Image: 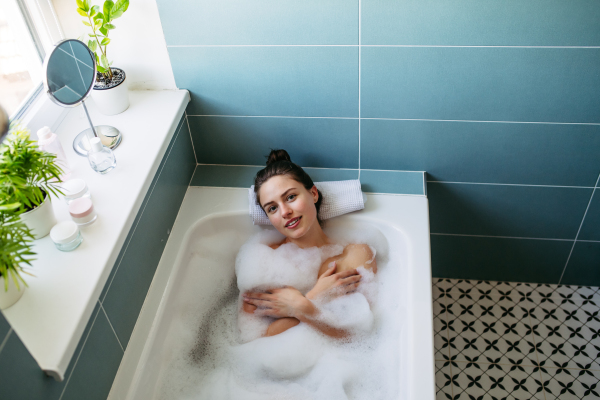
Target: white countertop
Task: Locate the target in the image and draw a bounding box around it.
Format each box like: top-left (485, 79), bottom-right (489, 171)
top-left (3, 89), bottom-right (190, 380)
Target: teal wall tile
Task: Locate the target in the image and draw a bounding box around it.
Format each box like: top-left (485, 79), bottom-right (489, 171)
top-left (304, 168), bottom-right (358, 182)
top-left (61, 306), bottom-right (123, 400)
top-left (156, 0), bottom-right (358, 45)
top-left (578, 192), bottom-right (600, 241)
top-left (561, 242), bottom-right (600, 287)
top-left (191, 165), bottom-right (359, 188)
top-left (102, 116), bottom-right (196, 347)
top-left (191, 165), bottom-right (262, 188)
top-left (0, 311), bottom-right (9, 340)
top-left (361, 47), bottom-right (600, 123)
top-left (0, 331), bottom-right (65, 400)
top-left (428, 183), bottom-right (592, 239)
top-left (362, 0), bottom-right (600, 46)
top-left (431, 235), bottom-right (572, 284)
top-left (0, 304), bottom-right (103, 400)
top-left (170, 47), bottom-right (359, 117)
top-left (100, 116), bottom-right (188, 302)
top-left (188, 116), bottom-right (359, 168)
top-left (360, 170), bottom-right (425, 195)
top-left (361, 119), bottom-right (600, 187)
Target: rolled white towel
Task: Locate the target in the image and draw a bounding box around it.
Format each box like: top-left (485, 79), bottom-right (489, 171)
top-left (248, 179), bottom-right (366, 226)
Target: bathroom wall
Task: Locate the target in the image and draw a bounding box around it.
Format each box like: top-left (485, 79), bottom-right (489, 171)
top-left (155, 0), bottom-right (600, 286)
top-left (0, 115), bottom-right (196, 400)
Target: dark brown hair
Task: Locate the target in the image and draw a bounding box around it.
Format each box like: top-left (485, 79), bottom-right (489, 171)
top-left (254, 149), bottom-right (323, 224)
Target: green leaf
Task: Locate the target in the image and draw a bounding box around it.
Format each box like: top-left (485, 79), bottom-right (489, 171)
top-left (82, 20), bottom-right (91, 27)
top-left (76, 0), bottom-right (85, 9)
top-left (90, 5), bottom-right (99, 17)
top-left (103, 0), bottom-right (114, 22)
top-left (97, 64), bottom-right (107, 73)
top-left (76, 8), bottom-right (88, 17)
top-left (103, 23), bottom-right (116, 30)
top-left (87, 39), bottom-right (97, 52)
top-left (100, 37), bottom-right (110, 45)
top-left (94, 19), bottom-right (102, 29)
top-left (95, 11), bottom-right (105, 21)
top-left (110, 0), bottom-right (128, 19)
top-left (99, 26), bottom-right (108, 36)
top-left (0, 203), bottom-right (20, 211)
top-left (88, 33), bottom-right (97, 37)
top-left (83, 0), bottom-right (91, 11)
top-left (101, 54), bottom-right (109, 69)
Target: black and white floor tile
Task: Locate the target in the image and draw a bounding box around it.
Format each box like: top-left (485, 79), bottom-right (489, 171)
top-left (433, 278), bottom-right (600, 400)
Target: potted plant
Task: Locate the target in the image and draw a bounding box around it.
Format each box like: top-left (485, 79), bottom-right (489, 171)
top-left (0, 122), bottom-right (64, 239)
top-left (77, 0), bottom-right (130, 115)
top-left (0, 212), bottom-right (35, 309)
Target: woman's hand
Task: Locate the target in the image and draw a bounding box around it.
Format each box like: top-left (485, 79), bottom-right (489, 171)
top-left (306, 262), bottom-right (361, 301)
top-left (243, 286), bottom-right (311, 319)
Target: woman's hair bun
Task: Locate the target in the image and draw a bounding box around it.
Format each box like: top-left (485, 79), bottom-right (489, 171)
top-left (266, 149), bottom-right (291, 166)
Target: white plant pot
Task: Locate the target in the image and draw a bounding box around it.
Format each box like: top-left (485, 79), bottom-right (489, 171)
top-left (0, 274), bottom-right (26, 310)
top-left (92, 67), bottom-right (130, 116)
top-left (20, 194), bottom-right (57, 239)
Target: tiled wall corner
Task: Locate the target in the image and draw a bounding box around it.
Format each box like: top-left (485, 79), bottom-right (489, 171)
top-left (0, 114), bottom-right (195, 400)
top-left (156, 0), bottom-right (600, 285)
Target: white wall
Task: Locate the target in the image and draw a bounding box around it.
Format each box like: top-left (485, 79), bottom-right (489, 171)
top-left (51, 0), bottom-right (176, 90)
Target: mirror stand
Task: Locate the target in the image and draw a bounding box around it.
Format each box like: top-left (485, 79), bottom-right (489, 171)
top-left (72, 101), bottom-right (122, 156)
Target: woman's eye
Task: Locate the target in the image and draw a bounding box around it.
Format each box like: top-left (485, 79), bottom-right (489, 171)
top-left (268, 205), bottom-right (276, 213)
top-left (287, 194), bottom-right (296, 201)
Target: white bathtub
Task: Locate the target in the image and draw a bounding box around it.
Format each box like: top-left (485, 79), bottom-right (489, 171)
top-left (108, 187), bottom-right (435, 400)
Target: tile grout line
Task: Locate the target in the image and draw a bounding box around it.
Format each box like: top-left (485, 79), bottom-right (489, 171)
top-left (427, 181), bottom-right (595, 189)
top-left (99, 301), bottom-right (124, 352)
top-left (186, 114), bottom-right (600, 126)
top-left (58, 306), bottom-right (102, 400)
top-left (558, 171), bottom-right (600, 284)
top-left (168, 44), bottom-right (600, 49)
top-left (357, 0), bottom-right (361, 182)
top-left (0, 328), bottom-right (12, 356)
top-left (100, 118), bottom-right (185, 302)
top-left (526, 304), bottom-right (547, 400)
top-left (431, 232), bottom-right (582, 242)
top-left (184, 111), bottom-right (198, 165)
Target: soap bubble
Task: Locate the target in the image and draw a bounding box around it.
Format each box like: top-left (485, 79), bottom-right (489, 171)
top-left (155, 223), bottom-right (401, 400)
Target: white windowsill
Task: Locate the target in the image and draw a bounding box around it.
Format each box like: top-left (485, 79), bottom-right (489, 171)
top-left (3, 89), bottom-right (190, 381)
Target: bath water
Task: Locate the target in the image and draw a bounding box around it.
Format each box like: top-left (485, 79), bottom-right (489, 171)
top-left (155, 224), bottom-right (402, 400)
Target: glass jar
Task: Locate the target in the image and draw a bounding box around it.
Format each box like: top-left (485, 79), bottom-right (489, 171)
top-left (50, 221), bottom-right (83, 251)
top-left (68, 198), bottom-right (97, 225)
top-left (62, 179), bottom-right (91, 205)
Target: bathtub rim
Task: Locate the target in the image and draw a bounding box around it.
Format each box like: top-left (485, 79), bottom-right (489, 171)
top-left (108, 186), bottom-right (434, 400)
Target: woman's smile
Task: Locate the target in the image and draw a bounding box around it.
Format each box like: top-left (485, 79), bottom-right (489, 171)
top-left (285, 216), bottom-right (302, 229)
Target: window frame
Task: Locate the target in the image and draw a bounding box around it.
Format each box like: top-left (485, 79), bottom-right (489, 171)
top-left (8, 0), bottom-right (64, 122)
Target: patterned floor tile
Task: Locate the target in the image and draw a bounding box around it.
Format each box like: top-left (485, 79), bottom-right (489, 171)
top-left (451, 361), bottom-right (545, 400)
top-left (539, 367), bottom-right (600, 399)
top-left (436, 359), bottom-right (455, 400)
top-left (433, 279), bottom-right (600, 400)
top-left (446, 295), bottom-right (537, 366)
top-left (530, 298), bottom-right (600, 370)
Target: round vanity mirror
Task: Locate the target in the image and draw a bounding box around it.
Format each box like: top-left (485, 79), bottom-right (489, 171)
top-left (43, 39), bottom-right (122, 156)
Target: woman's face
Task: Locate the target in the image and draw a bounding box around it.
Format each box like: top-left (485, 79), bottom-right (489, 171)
top-left (258, 175), bottom-right (319, 239)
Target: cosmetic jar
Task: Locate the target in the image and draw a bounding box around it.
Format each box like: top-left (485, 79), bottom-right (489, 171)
top-left (50, 221), bottom-right (83, 251)
top-left (62, 179), bottom-right (91, 205)
top-left (68, 198), bottom-right (97, 225)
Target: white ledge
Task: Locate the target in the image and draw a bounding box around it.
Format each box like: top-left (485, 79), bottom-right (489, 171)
top-left (3, 89), bottom-right (190, 381)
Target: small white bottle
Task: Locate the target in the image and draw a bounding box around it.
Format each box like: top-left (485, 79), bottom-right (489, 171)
top-left (37, 126), bottom-right (71, 180)
top-left (87, 137), bottom-right (116, 174)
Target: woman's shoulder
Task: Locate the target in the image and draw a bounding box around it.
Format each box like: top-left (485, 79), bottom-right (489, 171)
top-left (342, 243), bottom-right (375, 261)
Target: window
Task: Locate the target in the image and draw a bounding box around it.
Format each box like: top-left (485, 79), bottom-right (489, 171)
top-left (0, 0), bottom-right (62, 118)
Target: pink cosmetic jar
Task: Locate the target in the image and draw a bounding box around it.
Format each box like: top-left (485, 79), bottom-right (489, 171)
top-left (68, 197), bottom-right (97, 225)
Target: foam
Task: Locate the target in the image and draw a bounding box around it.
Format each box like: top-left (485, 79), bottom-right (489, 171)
top-left (155, 223), bottom-right (401, 400)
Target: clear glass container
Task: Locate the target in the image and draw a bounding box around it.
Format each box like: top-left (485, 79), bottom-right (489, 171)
top-left (69, 198), bottom-right (97, 226)
top-left (87, 137), bottom-right (116, 174)
top-left (38, 126), bottom-right (71, 181)
top-left (61, 179), bottom-right (91, 205)
top-left (50, 221), bottom-right (83, 252)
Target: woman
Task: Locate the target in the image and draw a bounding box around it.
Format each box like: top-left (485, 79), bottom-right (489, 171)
top-left (242, 149), bottom-right (377, 338)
